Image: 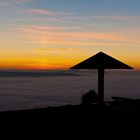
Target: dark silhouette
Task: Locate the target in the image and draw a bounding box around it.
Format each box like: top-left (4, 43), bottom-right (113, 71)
top-left (0, 71), bottom-right (81, 77)
top-left (81, 90), bottom-right (97, 105)
top-left (70, 52), bottom-right (133, 105)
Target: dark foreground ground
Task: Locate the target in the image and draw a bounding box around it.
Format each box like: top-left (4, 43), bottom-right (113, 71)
top-left (1, 100), bottom-right (140, 131)
top-left (1, 102), bottom-right (140, 114)
top-left (1, 96), bottom-right (140, 114)
top-left (1, 96), bottom-right (140, 128)
top-left (0, 97), bottom-right (140, 136)
top-left (0, 104), bottom-right (130, 114)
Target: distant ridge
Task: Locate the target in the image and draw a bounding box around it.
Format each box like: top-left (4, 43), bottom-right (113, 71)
top-left (0, 71), bottom-right (82, 77)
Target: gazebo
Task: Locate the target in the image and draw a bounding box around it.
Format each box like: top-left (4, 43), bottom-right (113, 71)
top-left (70, 52), bottom-right (133, 105)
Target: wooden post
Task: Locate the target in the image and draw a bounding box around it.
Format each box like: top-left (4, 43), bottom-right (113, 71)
top-left (98, 68), bottom-right (104, 105)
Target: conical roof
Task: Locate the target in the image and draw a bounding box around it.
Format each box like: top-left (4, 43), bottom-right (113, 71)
top-left (70, 52), bottom-right (133, 69)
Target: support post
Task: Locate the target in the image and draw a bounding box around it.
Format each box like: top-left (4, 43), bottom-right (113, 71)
top-left (98, 68), bottom-right (104, 105)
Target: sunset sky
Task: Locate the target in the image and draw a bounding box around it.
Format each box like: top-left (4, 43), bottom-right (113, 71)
top-left (0, 0), bottom-right (140, 70)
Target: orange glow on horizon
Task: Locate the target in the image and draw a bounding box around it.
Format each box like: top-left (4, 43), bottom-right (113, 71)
top-left (0, 48), bottom-right (139, 70)
top-left (0, 56), bottom-right (138, 70)
top-left (0, 56), bottom-right (81, 70)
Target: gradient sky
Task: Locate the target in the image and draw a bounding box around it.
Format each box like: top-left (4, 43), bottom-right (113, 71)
top-left (0, 0), bottom-right (140, 70)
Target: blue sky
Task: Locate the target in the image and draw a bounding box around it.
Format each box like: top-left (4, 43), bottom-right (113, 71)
top-left (16, 0), bottom-right (140, 16)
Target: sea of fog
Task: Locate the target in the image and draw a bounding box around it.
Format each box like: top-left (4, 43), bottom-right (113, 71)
top-left (0, 70), bottom-right (139, 111)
